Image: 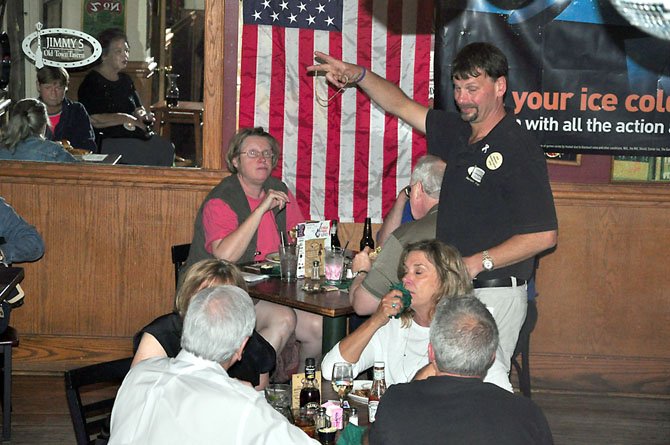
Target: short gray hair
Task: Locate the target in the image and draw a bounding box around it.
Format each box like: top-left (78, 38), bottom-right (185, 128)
top-left (181, 285), bottom-right (256, 363)
top-left (429, 295), bottom-right (498, 377)
top-left (410, 155), bottom-right (446, 199)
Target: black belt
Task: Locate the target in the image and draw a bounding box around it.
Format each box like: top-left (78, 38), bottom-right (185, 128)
top-left (473, 277), bottom-right (526, 289)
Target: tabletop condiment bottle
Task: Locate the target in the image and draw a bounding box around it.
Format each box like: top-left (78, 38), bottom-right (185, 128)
top-left (348, 407), bottom-right (358, 426)
top-left (311, 260), bottom-right (321, 281)
top-left (330, 220), bottom-right (341, 249)
top-left (299, 358), bottom-right (320, 412)
top-left (359, 217), bottom-right (375, 251)
top-left (368, 361), bottom-right (386, 423)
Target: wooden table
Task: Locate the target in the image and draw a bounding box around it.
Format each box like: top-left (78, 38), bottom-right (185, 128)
top-left (247, 277), bottom-right (355, 353)
top-left (150, 100), bottom-right (204, 165)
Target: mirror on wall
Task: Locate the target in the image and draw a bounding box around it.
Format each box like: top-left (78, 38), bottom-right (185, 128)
top-left (1, 0), bottom-right (206, 168)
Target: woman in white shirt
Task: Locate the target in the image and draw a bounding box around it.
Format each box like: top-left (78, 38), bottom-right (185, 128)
top-left (321, 239), bottom-right (472, 385)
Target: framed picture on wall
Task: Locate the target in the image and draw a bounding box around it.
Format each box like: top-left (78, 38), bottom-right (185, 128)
top-left (611, 156), bottom-right (670, 182)
top-left (43, 0), bottom-right (62, 28)
top-left (83, 0), bottom-right (126, 38)
top-left (545, 152), bottom-right (582, 166)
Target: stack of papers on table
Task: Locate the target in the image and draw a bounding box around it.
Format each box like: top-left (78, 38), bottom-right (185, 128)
top-left (241, 272), bottom-right (269, 283)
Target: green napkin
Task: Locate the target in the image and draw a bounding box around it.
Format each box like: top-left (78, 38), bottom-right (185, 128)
top-left (389, 282), bottom-right (412, 318)
top-left (337, 423), bottom-right (367, 445)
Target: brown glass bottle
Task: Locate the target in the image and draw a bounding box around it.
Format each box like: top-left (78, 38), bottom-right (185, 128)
top-left (359, 217), bottom-right (375, 251)
top-left (299, 358), bottom-right (320, 412)
top-left (330, 220), bottom-right (341, 249)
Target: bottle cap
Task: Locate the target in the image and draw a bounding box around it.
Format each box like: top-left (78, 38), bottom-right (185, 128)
top-left (373, 361), bottom-right (385, 367)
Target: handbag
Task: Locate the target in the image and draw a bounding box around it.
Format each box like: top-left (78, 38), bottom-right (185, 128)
top-left (0, 299), bottom-right (11, 336)
top-left (0, 264), bottom-right (24, 336)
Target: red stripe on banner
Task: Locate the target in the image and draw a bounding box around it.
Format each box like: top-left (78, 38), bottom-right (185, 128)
top-left (270, 26), bottom-right (286, 180)
top-left (239, 25), bottom-right (258, 129)
top-left (354, 1), bottom-right (373, 221)
top-left (382, 0), bottom-right (403, 218)
top-left (296, 29), bottom-right (316, 217)
top-left (324, 33), bottom-right (343, 220)
top-left (411, 2), bottom-right (432, 164)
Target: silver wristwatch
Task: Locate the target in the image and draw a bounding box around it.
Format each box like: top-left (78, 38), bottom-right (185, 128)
top-left (482, 250), bottom-right (494, 272)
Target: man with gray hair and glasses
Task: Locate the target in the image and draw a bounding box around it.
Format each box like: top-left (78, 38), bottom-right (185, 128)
top-left (369, 296), bottom-right (553, 445)
top-left (349, 154), bottom-right (446, 315)
top-left (109, 285), bottom-right (318, 444)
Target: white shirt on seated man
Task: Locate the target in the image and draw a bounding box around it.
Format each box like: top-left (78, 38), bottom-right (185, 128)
top-left (109, 285), bottom-right (318, 445)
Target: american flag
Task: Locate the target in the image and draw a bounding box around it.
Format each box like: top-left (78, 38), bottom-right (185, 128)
top-left (240, 0), bottom-right (434, 223)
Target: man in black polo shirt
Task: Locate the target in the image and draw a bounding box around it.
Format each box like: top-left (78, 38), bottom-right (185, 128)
top-left (369, 296), bottom-right (553, 445)
top-left (308, 42), bottom-right (557, 391)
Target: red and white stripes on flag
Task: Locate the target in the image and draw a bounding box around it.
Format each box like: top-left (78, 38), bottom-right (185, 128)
top-left (239, 0), bottom-right (434, 223)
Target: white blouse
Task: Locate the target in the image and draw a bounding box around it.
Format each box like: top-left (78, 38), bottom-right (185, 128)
top-left (321, 318), bottom-right (430, 386)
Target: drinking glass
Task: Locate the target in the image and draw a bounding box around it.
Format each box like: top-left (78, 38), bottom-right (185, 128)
top-left (324, 247), bottom-right (344, 284)
top-left (279, 243), bottom-right (298, 282)
top-left (331, 362), bottom-right (354, 408)
top-left (264, 383), bottom-right (293, 422)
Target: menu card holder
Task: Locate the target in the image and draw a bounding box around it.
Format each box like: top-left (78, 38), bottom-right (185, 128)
top-left (295, 221), bottom-right (332, 278)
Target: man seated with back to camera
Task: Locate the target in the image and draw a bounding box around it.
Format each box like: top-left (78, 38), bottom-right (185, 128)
top-left (109, 285), bottom-right (319, 445)
top-left (348, 154), bottom-right (445, 316)
top-left (36, 66), bottom-right (97, 152)
top-left (369, 295), bottom-right (553, 445)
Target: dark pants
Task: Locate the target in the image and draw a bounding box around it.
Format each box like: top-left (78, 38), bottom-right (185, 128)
top-left (100, 135), bottom-right (174, 167)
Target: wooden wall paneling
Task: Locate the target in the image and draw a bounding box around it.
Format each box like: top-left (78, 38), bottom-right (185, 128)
top-left (201, 0), bottom-right (227, 170)
top-left (0, 163), bottom-right (224, 372)
top-left (533, 183), bottom-right (670, 394)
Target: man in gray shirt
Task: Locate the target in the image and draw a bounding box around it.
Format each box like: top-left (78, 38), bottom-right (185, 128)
top-left (349, 155), bottom-right (445, 315)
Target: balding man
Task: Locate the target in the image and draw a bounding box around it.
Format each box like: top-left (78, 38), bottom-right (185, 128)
top-left (369, 296), bottom-right (553, 445)
top-left (109, 285), bottom-right (318, 445)
top-left (349, 154), bottom-right (446, 315)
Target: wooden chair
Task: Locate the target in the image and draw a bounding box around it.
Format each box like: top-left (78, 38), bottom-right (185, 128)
top-left (0, 326), bottom-right (19, 441)
top-left (64, 357), bottom-right (132, 445)
top-left (511, 299), bottom-right (538, 398)
top-left (171, 243), bottom-right (191, 289)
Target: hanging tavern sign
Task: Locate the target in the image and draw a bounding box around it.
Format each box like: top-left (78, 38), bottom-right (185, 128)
top-left (22, 23), bottom-right (102, 69)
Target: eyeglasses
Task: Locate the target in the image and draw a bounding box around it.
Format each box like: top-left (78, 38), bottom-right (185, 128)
top-left (240, 149), bottom-right (275, 160)
top-left (403, 185), bottom-right (411, 198)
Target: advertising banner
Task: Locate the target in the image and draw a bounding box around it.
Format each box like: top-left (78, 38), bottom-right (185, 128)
top-left (434, 0), bottom-right (670, 156)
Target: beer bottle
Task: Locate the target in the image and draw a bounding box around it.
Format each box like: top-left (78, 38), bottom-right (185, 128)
top-left (299, 358), bottom-right (321, 412)
top-left (368, 361), bottom-right (386, 423)
top-left (330, 220), bottom-right (341, 249)
top-left (359, 217), bottom-right (375, 251)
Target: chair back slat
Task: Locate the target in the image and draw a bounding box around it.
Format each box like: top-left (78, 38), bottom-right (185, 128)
top-left (171, 243), bottom-right (191, 288)
top-left (64, 357), bottom-right (132, 445)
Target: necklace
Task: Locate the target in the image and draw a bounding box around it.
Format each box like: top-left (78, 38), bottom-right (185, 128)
top-left (401, 323), bottom-right (429, 382)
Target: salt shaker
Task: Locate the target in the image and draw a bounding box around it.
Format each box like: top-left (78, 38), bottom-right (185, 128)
top-left (348, 407), bottom-right (358, 426)
top-left (311, 260), bottom-right (320, 281)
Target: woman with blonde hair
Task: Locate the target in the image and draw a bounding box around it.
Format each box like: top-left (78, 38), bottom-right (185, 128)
top-left (322, 239), bottom-right (472, 385)
top-left (132, 259), bottom-right (275, 389)
top-left (0, 98), bottom-right (76, 163)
